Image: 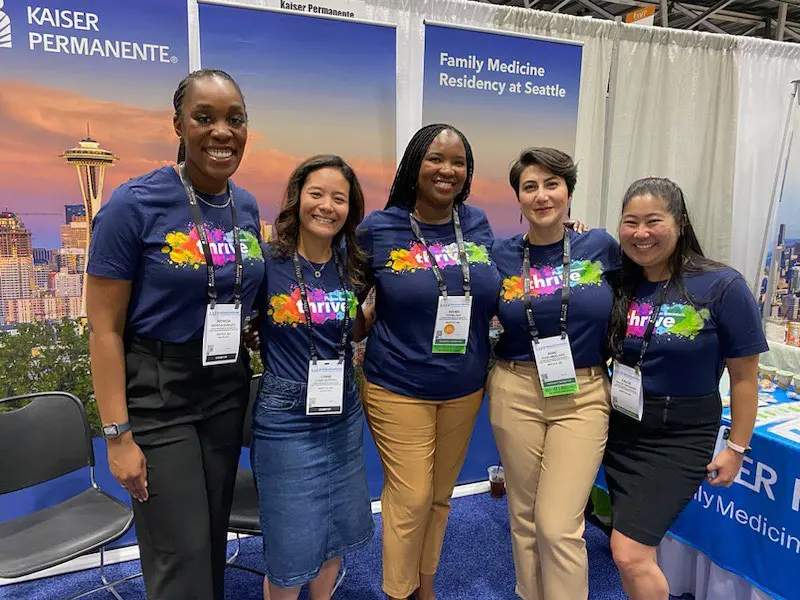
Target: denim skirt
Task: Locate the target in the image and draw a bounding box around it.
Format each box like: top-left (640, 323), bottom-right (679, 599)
top-left (251, 369), bottom-right (374, 588)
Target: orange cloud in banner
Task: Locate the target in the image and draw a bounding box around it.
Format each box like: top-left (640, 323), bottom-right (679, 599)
top-left (0, 80), bottom-right (394, 219)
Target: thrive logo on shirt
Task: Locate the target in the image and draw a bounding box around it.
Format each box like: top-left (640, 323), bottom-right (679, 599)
top-left (269, 287), bottom-right (358, 327)
top-left (386, 241), bottom-right (490, 273)
top-left (162, 223), bottom-right (262, 267)
top-left (626, 301), bottom-right (710, 340)
top-left (501, 260), bottom-right (604, 302)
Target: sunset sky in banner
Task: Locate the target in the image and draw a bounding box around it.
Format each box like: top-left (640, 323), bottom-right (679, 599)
top-left (0, 0), bottom-right (189, 249)
top-left (423, 24), bottom-right (582, 237)
top-left (198, 3), bottom-right (397, 224)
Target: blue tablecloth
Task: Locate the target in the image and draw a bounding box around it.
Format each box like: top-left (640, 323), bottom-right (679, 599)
top-left (665, 388), bottom-right (800, 600)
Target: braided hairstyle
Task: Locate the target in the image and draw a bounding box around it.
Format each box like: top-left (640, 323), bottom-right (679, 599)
top-left (607, 177), bottom-right (728, 360)
top-left (385, 124), bottom-right (474, 210)
top-left (172, 69), bottom-right (247, 163)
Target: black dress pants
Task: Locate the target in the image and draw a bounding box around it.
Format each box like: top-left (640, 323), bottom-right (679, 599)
top-left (125, 335), bottom-right (249, 600)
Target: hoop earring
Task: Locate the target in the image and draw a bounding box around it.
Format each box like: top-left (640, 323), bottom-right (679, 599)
top-left (519, 212), bottom-right (523, 224)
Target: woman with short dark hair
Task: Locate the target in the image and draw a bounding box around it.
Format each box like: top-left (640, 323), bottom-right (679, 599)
top-left (87, 69), bottom-right (264, 600)
top-left (251, 154), bottom-right (374, 600)
top-left (487, 147), bottom-right (620, 600)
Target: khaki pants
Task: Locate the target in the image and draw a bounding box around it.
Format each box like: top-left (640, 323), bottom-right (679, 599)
top-left (487, 360), bottom-right (611, 600)
top-left (363, 380), bottom-right (484, 598)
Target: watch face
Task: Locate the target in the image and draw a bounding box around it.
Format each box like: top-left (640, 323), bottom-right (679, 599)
top-left (103, 424), bottom-right (118, 437)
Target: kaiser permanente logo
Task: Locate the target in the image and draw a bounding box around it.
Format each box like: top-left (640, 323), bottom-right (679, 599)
top-left (11, 4), bottom-right (178, 63)
top-left (0, 0), bottom-right (11, 48)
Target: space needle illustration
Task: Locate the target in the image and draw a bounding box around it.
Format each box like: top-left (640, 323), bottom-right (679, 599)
top-left (60, 125), bottom-right (119, 316)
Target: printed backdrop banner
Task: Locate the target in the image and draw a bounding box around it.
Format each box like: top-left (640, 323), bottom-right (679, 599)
top-left (198, 1), bottom-right (397, 222)
top-left (422, 23), bottom-right (582, 238)
top-left (0, 0), bottom-right (189, 324)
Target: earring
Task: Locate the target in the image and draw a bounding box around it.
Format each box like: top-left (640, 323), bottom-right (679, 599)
top-left (519, 212), bottom-right (523, 224)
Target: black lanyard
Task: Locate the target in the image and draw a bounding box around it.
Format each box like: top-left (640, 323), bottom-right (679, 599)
top-left (409, 207), bottom-right (471, 298)
top-left (292, 249), bottom-right (350, 364)
top-left (178, 163), bottom-right (243, 308)
top-left (630, 278), bottom-right (672, 371)
top-left (522, 229), bottom-right (571, 344)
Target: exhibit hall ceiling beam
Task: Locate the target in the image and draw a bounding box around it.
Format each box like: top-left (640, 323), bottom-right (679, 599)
top-left (777, 2), bottom-right (788, 39)
top-left (575, 0), bottom-right (618, 18)
top-left (685, 0), bottom-right (734, 29)
top-left (741, 22), bottom-right (764, 35)
top-left (673, 3), bottom-right (729, 32)
top-left (522, 0), bottom-right (540, 7)
top-left (591, 0), bottom-right (773, 26)
top-left (553, 0), bottom-right (575, 12)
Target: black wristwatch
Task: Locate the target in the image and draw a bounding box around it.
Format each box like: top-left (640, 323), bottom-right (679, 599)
top-left (102, 422), bottom-right (131, 440)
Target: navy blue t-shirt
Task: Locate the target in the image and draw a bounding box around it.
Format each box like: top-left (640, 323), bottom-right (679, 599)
top-left (622, 269), bottom-right (768, 397)
top-left (493, 229), bottom-right (621, 367)
top-left (357, 204), bottom-right (501, 400)
top-left (87, 165), bottom-right (264, 343)
top-left (257, 244), bottom-right (356, 383)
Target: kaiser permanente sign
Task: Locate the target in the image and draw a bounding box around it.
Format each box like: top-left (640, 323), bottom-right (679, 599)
top-left (18, 5), bottom-right (179, 63)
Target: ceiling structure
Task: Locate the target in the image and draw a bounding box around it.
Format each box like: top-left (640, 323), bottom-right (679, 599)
top-left (475, 0), bottom-right (800, 42)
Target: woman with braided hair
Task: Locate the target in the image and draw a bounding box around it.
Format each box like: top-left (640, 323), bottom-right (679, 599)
top-left (86, 69), bottom-right (264, 599)
top-left (356, 124), bottom-right (501, 600)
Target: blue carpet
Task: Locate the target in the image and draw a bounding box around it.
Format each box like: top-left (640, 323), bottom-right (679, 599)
top-left (0, 492), bottom-right (682, 599)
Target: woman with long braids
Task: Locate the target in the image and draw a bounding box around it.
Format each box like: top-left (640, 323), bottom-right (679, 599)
top-left (356, 124), bottom-right (500, 600)
top-left (250, 155), bottom-right (374, 600)
top-left (86, 69), bottom-right (264, 599)
top-left (604, 177), bottom-right (766, 600)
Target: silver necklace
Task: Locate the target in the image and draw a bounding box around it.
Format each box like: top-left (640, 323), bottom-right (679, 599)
top-left (301, 255), bottom-right (330, 278)
top-left (196, 193), bottom-right (231, 209)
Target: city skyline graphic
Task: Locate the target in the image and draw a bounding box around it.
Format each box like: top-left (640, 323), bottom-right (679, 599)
top-left (759, 107), bottom-right (800, 340)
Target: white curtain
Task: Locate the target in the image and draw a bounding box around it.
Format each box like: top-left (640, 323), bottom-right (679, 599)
top-left (601, 26), bottom-right (738, 263)
top-left (365, 0), bottom-right (617, 227)
top-left (730, 38), bottom-right (800, 289)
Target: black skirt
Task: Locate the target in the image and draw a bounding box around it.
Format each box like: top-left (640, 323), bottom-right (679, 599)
top-left (603, 392), bottom-right (721, 547)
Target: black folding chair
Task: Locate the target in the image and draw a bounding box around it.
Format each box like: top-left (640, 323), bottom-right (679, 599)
top-left (226, 375), bottom-right (266, 577)
top-left (0, 392), bottom-right (138, 599)
top-left (227, 375), bottom-right (347, 593)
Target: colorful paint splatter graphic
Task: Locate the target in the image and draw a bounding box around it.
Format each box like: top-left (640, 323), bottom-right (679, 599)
top-left (269, 287), bottom-right (358, 327)
top-left (161, 224), bottom-right (262, 267)
top-left (386, 241), bottom-right (490, 273)
top-left (626, 302), bottom-right (710, 340)
top-left (501, 260), bottom-right (605, 302)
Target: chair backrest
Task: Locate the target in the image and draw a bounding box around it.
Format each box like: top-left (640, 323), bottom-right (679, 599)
top-left (0, 392), bottom-right (93, 495)
top-left (241, 374), bottom-right (260, 448)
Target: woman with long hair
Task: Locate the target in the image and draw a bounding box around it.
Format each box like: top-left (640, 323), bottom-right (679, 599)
top-left (357, 124), bottom-right (500, 600)
top-left (487, 147), bottom-right (620, 600)
top-left (251, 155), bottom-right (374, 600)
top-left (604, 177), bottom-right (766, 600)
top-left (86, 69), bottom-right (264, 599)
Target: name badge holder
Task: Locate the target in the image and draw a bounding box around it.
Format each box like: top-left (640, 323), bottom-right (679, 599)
top-left (523, 229), bottom-right (579, 397)
top-left (293, 250), bottom-right (349, 416)
top-left (178, 163), bottom-right (244, 367)
top-left (610, 279), bottom-right (671, 421)
top-left (409, 208), bottom-right (473, 354)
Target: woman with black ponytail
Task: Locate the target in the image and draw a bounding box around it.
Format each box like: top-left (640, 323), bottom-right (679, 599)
top-left (604, 177), bottom-right (766, 600)
top-left (86, 69), bottom-right (264, 599)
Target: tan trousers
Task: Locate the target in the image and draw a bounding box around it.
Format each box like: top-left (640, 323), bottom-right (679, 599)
top-left (363, 380), bottom-right (484, 598)
top-left (487, 360), bottom-right (611, 600)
